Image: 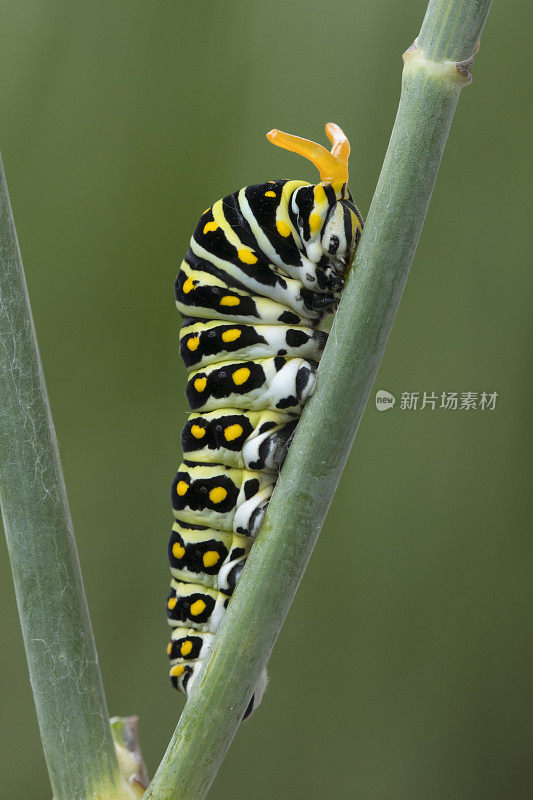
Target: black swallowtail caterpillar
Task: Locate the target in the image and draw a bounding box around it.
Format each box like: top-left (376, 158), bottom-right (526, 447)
top-left (166, 123), bottom-right (363, 718)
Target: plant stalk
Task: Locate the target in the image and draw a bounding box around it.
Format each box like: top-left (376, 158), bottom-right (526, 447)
top-left (146, 2), bottom-right (492, 798)
top-left (0, 157), bottom-right (132, 800)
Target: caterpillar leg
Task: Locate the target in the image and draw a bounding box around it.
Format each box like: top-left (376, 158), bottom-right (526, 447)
top-left (243, 669), bottom-right (268, 720)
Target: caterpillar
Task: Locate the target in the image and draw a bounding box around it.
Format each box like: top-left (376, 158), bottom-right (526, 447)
top-left (166, 123), bottom-right (363, 718)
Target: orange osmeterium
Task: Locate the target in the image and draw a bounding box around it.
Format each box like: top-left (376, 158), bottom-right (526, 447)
top-left (266, 122), bottom-right (350, 185)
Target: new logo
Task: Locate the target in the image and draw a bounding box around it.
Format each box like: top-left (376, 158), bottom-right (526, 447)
top-left (375, 389), bottom-right (395, 411)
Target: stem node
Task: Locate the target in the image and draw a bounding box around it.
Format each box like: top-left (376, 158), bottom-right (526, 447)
top-left (403, 37), bottom-right (476, 86)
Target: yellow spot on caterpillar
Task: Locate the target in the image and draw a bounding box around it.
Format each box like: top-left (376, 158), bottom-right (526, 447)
top-left (203, 207), bottom-right (210, 215)
top-left (309, 213), bottom-right (322, 233)
top-left (191, 424), bottom-right (206, 439)
top-left (190, 599), bottom-right (207, 616)
top-left (220, 295), bottom-right (240, 307)
top-left (167, 596), bottom-right (177, 610)
top-left (170, 664), bottom-right (186, 677)
top-left (265, 190), bottom-right (276, 198)
top-left (182, 276), bottom-right (195, 294)
top-left (194, 377), bottom-right (207, 393)
top-left (180, 640), bottom-right (193, 656)
top-left (203, 221), bottom-right (218, 234)
top-left (203, 550), bottom-right (220, 568)
top-left (221, 328), bottom-right (241, 343)
top-left (176, 480), bottom-right (189, 496)
top-left (276, 220), bottom-right (291, 238)
top-left (187, 336), bottom-right (199, 351)
top-left (232, 367), bottom-right (250, 386)
top-left (314, 184), bottom-right (327, 205)
top-left (172, 542), bottom-right (185, 559)
top-left (209, 486), bottom-right (228, 504)
top-left (238, 249), bottom-right (258, 265)
top-left (224, 424), bottom-right (243, 442)
top-left (166, 642), bottom-right (172, 656)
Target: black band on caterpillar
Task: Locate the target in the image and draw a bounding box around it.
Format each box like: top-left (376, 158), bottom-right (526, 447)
top-left (166, 123), bottom-right (363, 717)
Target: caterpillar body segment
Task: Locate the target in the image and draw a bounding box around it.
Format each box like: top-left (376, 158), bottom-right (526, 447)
top-left (186, 355), bottom-right (318, 414)
top-left (168, 520), bottom-right (252, 588)
top-left (179, 319), bottom-right (327, 371)
top-left (166, 123), bottom-right (363, 719)
top-left (181, 408), bottom-right (298, 471)
top-left (176, 259), bottom-right (324, 326)
top-left (171, 462), bottom-right (276, 535)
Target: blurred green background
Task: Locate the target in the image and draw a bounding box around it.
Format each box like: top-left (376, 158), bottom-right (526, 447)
top-left (0, 1), bottom-right (531, 798)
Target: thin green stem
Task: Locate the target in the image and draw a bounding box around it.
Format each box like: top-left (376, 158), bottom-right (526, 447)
top-left (418, 0), bottom-right (492, 61)
top-left (0, 157), bottom-right (131, 800)
top-left (146, 2), bottom-right (492, 798)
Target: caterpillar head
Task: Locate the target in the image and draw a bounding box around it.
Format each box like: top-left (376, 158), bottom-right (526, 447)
top-left (267, 123), bottom-right (363, 273)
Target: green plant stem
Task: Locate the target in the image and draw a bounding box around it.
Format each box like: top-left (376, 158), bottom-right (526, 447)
top-left (146, 2), bottom-right (492, 798)
top-left (0, 157), bottom-right (131, 800)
